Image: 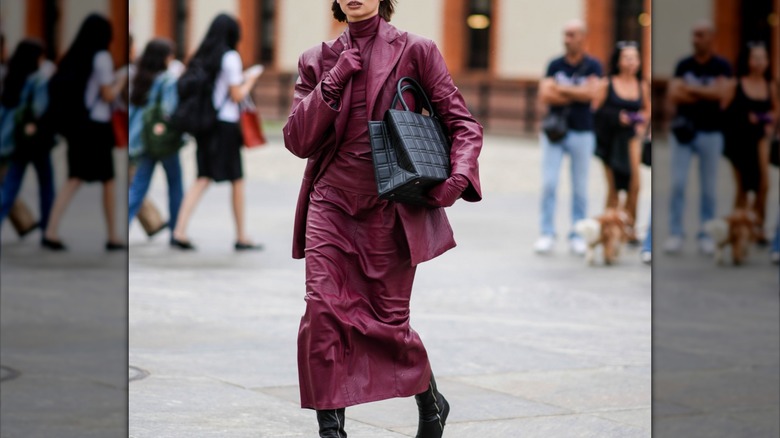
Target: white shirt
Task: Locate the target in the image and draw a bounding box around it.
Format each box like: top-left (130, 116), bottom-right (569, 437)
top-left (212, 50), bottom-right (243, 122)
top-left (84, 50), bottom-right (115, 122)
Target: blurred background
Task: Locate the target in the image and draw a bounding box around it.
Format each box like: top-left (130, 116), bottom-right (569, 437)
top-left (126, 0), bottom-right (650, 136)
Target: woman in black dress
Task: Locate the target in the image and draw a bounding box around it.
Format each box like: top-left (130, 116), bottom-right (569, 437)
top-left (594, 41), bottom-right (651, 242)
top-left (170, 14), bottom-right (262, 251)
top-left (42, 14), bottom-right (127, 250)
top-left (723, 41), bottom-right (778, 244)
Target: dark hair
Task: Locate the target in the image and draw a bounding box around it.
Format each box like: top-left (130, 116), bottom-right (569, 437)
top-left (51, 14), bottom-right (112, 98)
top-left (736, 41), bottom-right (772, 81)
top-left (188, 14), bottom-right (240, 78)
top-left (609, 41), bottom-right (642, 80)
top-left (130, 38), bottom-right (174, 107)
top-left (1, 39), bottom-right (45, 108)
top-left (332, 0), bottom-right (396, 22)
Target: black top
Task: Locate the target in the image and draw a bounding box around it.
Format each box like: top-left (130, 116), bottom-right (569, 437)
top-left (595, 79), bottom-right (643, 189)
top-left (723, 78), bottom-right (773, 192)
top-left (674, 55), bottom-right (733, 132)
top-left (545, 55), bottom-right (603, 131)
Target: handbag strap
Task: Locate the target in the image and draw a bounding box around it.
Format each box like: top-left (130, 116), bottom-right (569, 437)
top-left (391, 77), bottom-right (437, 118)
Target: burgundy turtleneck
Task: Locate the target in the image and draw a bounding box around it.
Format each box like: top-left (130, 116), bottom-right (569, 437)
top-left (320, 14), bottom-right (382, 195)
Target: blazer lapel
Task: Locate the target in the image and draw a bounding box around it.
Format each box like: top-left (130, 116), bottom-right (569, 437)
top-left (366, 20), bottom-right (406, 120)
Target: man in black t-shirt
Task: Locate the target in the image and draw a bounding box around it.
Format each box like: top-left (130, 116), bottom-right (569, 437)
top-left (665, 20), bottom-right (732, 255)
top-left (535, 19), bottom-right (603, 256)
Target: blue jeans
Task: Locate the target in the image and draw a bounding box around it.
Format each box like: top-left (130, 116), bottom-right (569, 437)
top-left (642, 213), bottom-right (652, 254)
top-left (128, 154), bottom-right (183, 231)
top-left (772, 215), bottom-right (780, 254)
top-left (540, 130), bottom-right (596, 238)
top-left (0, 155), bottom-right (55, 232)
top-left (669, 131), bottom-right (723, 239)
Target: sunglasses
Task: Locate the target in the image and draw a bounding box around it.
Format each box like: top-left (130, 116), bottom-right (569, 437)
top-left (616, 41), bottom-right (639, 49)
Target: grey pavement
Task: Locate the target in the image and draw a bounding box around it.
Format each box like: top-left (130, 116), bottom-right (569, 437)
top-left (127, 134), bottom-right (652, 437)
top-left (651, 140), bottom-right (780, 437)
top-left (1, 145), bottom-right (129, 437)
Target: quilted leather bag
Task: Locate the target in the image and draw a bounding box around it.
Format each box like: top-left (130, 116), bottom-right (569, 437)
top-left (369, 77), bottom-right (451, 206)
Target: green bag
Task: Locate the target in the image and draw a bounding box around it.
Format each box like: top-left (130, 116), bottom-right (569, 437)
top-left (141, 80), bottom-right (183, 160)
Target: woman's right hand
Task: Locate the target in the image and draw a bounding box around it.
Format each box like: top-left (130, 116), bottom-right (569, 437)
top-left (329, 48), bottom-right (362, 89)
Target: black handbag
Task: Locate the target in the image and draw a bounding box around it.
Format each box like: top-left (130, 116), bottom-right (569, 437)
top-left (670, 114), bottom-right (696, 144)
top-left (369, 77), bottom-right (451, 206)
top-left (542, 109), bottom-right (569, 143)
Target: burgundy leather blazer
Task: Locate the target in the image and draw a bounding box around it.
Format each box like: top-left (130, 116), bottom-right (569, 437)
top-left (283, 19), bottom-right (483, 266)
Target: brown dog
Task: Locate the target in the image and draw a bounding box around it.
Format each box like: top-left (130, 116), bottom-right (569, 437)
top-left (575, 209), bottom-right (631, 265)
top-left (704, 209), bottom-right (758, 265)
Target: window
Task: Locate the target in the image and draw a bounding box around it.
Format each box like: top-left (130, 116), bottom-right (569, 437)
top-left (173, 0), bottom-right (188, 60)
top-left (466, 0), bottom-right (492, 71)
top-left (614, 0), bottom-right (644, 47)
top-left (256, 0), bottom-right (276, 66)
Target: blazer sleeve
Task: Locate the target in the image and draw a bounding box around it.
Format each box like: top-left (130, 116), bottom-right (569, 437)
top-left (283, 50), bottom-right (341, 159)
top-left (419, 41), bottom-right (483, 202)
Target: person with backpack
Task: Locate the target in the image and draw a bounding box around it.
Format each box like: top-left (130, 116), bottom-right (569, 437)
top-left (127, 38), bottom-right (184, 244)
top-left (126, 34), bottom-right (168, 239)
top-left (41, 14), bottom-right (127, 251)
top-left (0, 39), bottom-right (56, 240)
top-left (169, 14), bottom-right (262, 251)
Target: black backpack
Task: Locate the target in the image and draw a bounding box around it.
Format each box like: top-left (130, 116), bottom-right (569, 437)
top-left (44, 69), bottom-right (90, 139)
top-left (170, 63), bottom-right (219, 135)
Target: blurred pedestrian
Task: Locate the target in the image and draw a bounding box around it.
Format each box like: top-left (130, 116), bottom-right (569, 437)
top-left (0, 39), bottom-right (56, 240)
top-left (535, 19), bottom-right (603, 255)
top-left (722, 41), bottom-right (777, 246)
top-left (42, 14), bottom-right (127, 251)
top-left (127, 38), bottom-right (184, 244)
top-left (284, 1), bottom-right (482, 436)
top-left (170, 14), bottom-right (262, 251)
top-left (127, 33), bottom-right (167, 238)
top-left (664, 20), bottom-right (732, 255)
top-left (593, 41), bottom-right (650, 244)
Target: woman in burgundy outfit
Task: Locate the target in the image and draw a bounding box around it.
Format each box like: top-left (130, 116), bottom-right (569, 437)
top-left (283, 1), bottom-right (482, 436)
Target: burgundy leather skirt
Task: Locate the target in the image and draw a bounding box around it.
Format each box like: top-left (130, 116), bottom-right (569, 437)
top-left (298, 181), bottom-right (432, 410)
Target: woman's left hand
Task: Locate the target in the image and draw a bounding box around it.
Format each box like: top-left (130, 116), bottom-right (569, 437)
top-left (427, 174), bottom-right (469, 208)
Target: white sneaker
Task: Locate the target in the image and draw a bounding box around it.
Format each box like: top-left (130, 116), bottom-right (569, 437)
top-left (698, 236), bottom-right (716, 255)
top-left (664, 236), bottom-right (684, 254)
top-left (641, 251), bottom-right (652, 264)
top-left (569, 236), bottom-right (587, 256)
top-left (534, 236), bottom-right (555, 254)
top-left (771, 252), bottom-right (780, 265)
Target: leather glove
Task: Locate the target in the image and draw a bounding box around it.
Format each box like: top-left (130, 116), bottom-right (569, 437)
top-left (427, 174), bottom-right (469, 208)
top-left (322, 48), bottom-right (362, 106)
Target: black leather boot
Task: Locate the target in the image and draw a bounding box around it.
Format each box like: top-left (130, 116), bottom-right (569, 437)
top-left (415, 375), bottom-right (450, 438)
top-left (316, 408), bottom-right (347, 438)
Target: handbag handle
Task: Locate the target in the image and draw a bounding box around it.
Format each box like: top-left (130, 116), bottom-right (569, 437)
top-left (390, 77), bottom-right (437, 118)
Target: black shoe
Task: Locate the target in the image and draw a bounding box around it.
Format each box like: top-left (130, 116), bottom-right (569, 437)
top-left (18, 222), bottom-right (40, 239)
top-left (106, 241), bottom-right (127, 251)
top-left (235, 241), bottom-right (264, 251)
top-left (415, 375), bottom-right (450, 438)
top-left (41, 237), bottom-right (66, 251)
top-left (316, 409), bottom-right (346, 438)
top-left (170, 238), bottom-right (196, 250)
top-left (147, 222), bottom-right (169, 239)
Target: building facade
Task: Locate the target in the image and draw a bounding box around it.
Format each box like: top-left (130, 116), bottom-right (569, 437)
top-left (126, 0), bottom-right (652, 135)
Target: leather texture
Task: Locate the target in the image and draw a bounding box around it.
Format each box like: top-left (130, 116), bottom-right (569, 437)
top-left (415, 374), bottom-right (450, 438)
top-left (283, 18), bottom-right (483, 267)
top-left (316, 409), bottom-right (347, 438)
top-left (370, 77), bottom-right (451, 206)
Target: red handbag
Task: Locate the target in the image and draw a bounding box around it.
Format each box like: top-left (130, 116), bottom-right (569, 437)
top-left (240, 98), bottom-right (267, 148)
top-left (112, 109), bottom-right (129, 148)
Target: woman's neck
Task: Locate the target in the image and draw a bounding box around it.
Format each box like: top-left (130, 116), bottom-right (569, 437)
top-left (348, 13), bottom-right (381, 38)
